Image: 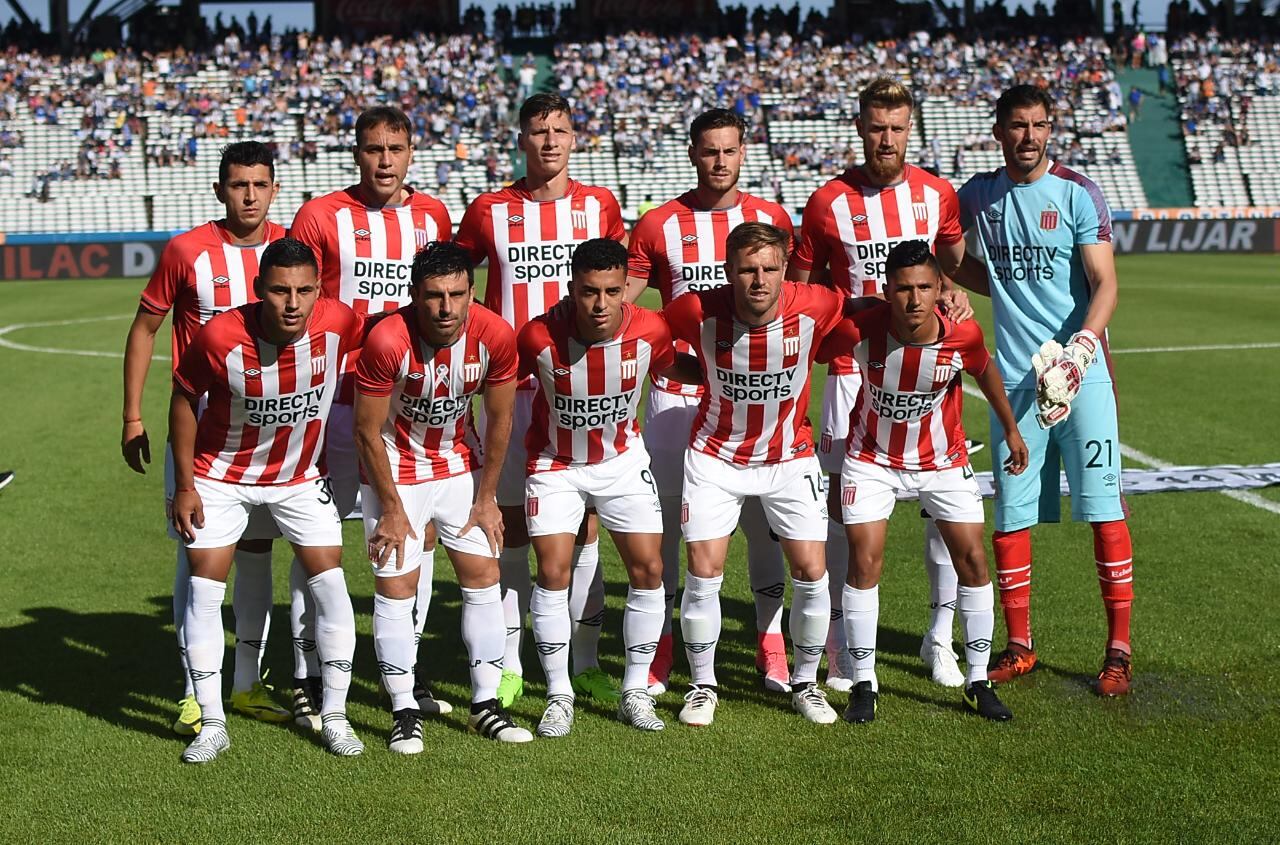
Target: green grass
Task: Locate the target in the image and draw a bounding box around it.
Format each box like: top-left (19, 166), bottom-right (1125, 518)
top-left (1, 254), bottom-right (1278, 842)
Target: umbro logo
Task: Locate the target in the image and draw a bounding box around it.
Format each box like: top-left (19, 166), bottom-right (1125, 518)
top-left (212, 275), bottom-right (230, 285)
top-left (377, 661), bottom-right (409, 675)
top-left (715, 340), bottom-right (733, 349)
top-left (681, 234), bottom-right (698, 243)
top-left (966, 638), bottom-right (992, 653)
top-left (754, 582), bottom-right (785, 599)
top-left (509, 215), bottom-right (524, 224)
top-left (685, 641), bottom-right (716, 654)
top-left (985, 208), bottom-right (1003, 221)
top-left (535, 642), bottom-right (566, 655)
top-left (797, 644), bottom-right (825, 656)
top-left (553, 367), bottom-right (571, 377)
top-left (353, 228), bottom-right (371, 237)
top-left (188, 669), bottom-right (216, 681)
top-left (849, 648), bottom-right (875, 660)
top-left (407, 372), bottom-right (424, 380)
top-left (851, 214), bottom-right (867, 223)
top-left (244, 368), bottom-right (262, 377)
top-left (323, 660), bottom-right (353, 672)
top-left (867, 361), bottom-right (885, 370)
top-left (627, 642), bottom-right (658, 655)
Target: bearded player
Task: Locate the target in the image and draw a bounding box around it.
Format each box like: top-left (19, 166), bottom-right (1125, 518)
top-left (122, 141), bottom-right (291, 735)
top-left (626, 108), bottom-right (795, 696)
top-left (169, 238), bottom-right (364, 762)
top-left (291, 106), bottom-right (454, 719)
top-left (954, 85), bottom-right (1134, 696)
top-left (455, 93), bottom-right (627, 707)
top-left (789, 77), bottom-right (974, 691)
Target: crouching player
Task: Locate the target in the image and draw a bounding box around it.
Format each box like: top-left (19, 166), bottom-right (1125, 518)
top-left (816, 240), bottom-right (1028, 724)
top-left (517, 239), bottom-right (679, 737)
top-left (169, 239), bottom-right (364, 762)
top-left (354, 242), bottom-right (533, 751)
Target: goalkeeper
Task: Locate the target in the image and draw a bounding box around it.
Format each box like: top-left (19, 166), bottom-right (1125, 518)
top-left (952, 84), bottom-right (1134, 697)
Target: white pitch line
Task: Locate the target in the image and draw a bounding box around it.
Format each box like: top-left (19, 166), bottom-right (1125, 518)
top-left (961, 383), bottom-right (1280, 516)
top-left (1109, 341), bottom-right (1280, 355)
top-left (0, 313), bottom-right (165, 361)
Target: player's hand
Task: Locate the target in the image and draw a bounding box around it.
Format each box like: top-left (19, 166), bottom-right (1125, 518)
top-left (172, 489), bottom-right (204, 544)
top-left (1003, 430), bottom-right (1029, 476)
top-left (939, 288), bottom-right (974, 322)
top-left (461, 497), bottom-right (504, 557)
top-left (368, 508), bottom-right (417, 570)
top-left (122, 421), bottom-right (151, 474)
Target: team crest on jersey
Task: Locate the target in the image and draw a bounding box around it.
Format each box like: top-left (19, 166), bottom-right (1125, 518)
top-left (571, 209), bottom-right (589, 230)
top-left (311, 355), bottom-right (327, 377)
top-left (620, 357), bottom-right (638, 380)
top-left (212, 275), bottom-right (230, 286)
top-left (912, 202), bottom-right (929, 222)
top-left (1040, 209), bottom-right (1059, 230)
top-left (782, 335), bottom-right (800, 357)
top-left (933, 363), bottom-right (957, 383)
top-left (414, 228), bottom-right (431, 248)
top-left (463, 362), bottom-right (482, 382)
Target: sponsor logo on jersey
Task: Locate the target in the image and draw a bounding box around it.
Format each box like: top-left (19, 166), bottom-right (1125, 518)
top-left (1040, 209), bottom-right (1059, 230)
top-left (552, 390), bottom-right (637, 427)
top-left (243, 384), bottom-right (327, 426)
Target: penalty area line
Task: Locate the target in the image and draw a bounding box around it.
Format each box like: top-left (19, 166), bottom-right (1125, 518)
top-left (0, 313), bottom-right (165, 361)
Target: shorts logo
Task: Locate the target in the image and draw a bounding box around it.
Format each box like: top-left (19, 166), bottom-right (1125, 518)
top-left (842, 485), bottom-right (857, 506)
top-left (782, 335), bottom-right (800, 356)
top-left (414, 227), bottom-right (431, 248)
top-left (508, 215), bottom-right (524, 224)
top-left (912, 202), bottom-right (928, 222)
top-left (680, 501), bottom-right (689, 524)
top-left (621, 358), bottom-right (637, 380)
top-left (463, 362), bottom-right (482, 382)
top-left (211, 275), bottom-right (230, 286)
top-left (1040, 209), bottom-right (1059, 230)
top-left (526, 497), bottom-right (539, 517)
top-left (820, 433), bottom-right (832, 453)
top-left (682, 234), bottom-right (698, 243)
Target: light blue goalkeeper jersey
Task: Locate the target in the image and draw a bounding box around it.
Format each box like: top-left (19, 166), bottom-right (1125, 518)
top-left (958, 161), bottom-right (1114, 392)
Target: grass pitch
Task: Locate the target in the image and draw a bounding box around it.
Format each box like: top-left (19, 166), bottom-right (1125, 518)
top-left (0, 254), bottom-right (1278, 843)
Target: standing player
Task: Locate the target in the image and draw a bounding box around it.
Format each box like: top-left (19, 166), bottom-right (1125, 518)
top-left (455, 93), bottom-right (627, 707)
top-left (121, 141), bottom-right (290, 735)
top-left (291, 106), bottom-right (454, 718)
top-left (625, 108), bottom-right (793, 696)
top-left (789, 77), bottom-right (972, 690)
top-left (953, 85), bottom-right (1134, 696)
top-left (519, 239), bottom-right (678, 736)
top-left (169, 239), bottom-right (363, 762)
top-left (354, 242), bottom-right (532, 751)
top-left (664, 222), bottom-right (852, 727)
top-left (816, 240), bottom-right (1027, 724)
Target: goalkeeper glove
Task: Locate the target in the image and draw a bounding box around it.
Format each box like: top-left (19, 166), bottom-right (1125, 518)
top-left (1038, 329), bottom-right (1100, 407)
top-left (1031, 340), bottom-right (1071, 429)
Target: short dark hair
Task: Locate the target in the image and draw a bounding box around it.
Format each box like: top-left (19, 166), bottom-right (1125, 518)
top-left (411, 241), bottom-right (474, 290)
top-left (519, 93), bottom-right (572, 130)
top-left (725, 221), bottom-right (791, 260)
top-left (219, 141), bottom-right (274, 183)
top-left (995, 84), bottom-right (1055, 125)
top-left (355, 106), bottom-right (413, 146)
top-left (258, 237), bottom-right (318, 281)
top-left (884, 239), bottom-right (941, 283)
top-left (570, 238), bottom-right (628, 277)
top-left (690, 108), bottom-right (747, 145)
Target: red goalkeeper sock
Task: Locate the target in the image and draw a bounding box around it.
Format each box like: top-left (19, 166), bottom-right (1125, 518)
top-left (1093, 520), bottom-right (1134, 653)
top-left (993, 529), bottom-right (1033, 649)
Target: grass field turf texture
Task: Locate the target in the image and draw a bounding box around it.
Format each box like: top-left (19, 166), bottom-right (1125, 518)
top-left (1, 253), bottom-right (1277, 843)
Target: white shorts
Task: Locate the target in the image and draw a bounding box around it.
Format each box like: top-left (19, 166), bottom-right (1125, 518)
top-left (840, 458), bottom-right (985, 525)
top-left (525, 445), bottom-right (663, 537)
top-left (681, 450), bottom-right (828, 543)
top-left (185, 476), bottom-right (343, 549)
top-left (361, 473), bottom-right (493, 576)
top-left (642, 388), bottom-right (699, 497)
top-left (165, 441), bottom-right (278, 542)
top-left (818, 371), bottom-right (862, 475)
top-left (480, 389), bottom-right (534, 508)
top-left (325, 403), bottom-right (361, 519)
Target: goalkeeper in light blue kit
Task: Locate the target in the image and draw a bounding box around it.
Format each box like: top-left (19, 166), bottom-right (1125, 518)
top-left (953, 84), bottom-right (1134, 697)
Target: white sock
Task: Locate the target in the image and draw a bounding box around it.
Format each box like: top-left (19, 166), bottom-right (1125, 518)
top-left (173, 544), bottom-right (194, 697)
top-left (957, 583), bottom-right (995, 685)
top-left (842, 584), bottom-right (880, 691)
top-left (373, 593), bottom-right (417, 712)
top-left (307, 568), bottom-right (356, 716)
top-left (924, 518), bottom-right (958, 648)
top-left (825, 518), bottom-right (849, 661)
top-left (789, 574), bottom-right (830, 685)
top-left (569, 540), bottom-right (604, 675)
top-left (530, 585), bottom-right (573, 698)
top-left (680, 573), bottom-right (723, 687)
top-left (231, 548), bottom-right (272, 693)
top-left (411, 554), bottom-right (434, 677)
top-left (741, 497), bottom-right (785, 634)
top-left (184, 576), bottom-right (228, 726)
top-left (461, 584), bottom-right (505, 703)
top-left (289, 557), bottom-right (318, 681)
top-left (658, 495), bottom-right (682, 636)
top-left (499, 544), bottom-right (532, 675)
top-left (622, 586), bottom-right (665, 692)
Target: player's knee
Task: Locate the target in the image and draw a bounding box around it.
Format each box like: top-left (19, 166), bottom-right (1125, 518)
top-left (951, 547), bottom-right (989, 586)
top-left (628, 557), bottom-right (664, 590)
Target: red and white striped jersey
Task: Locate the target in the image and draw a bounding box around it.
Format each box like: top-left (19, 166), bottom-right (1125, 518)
top-left (791, 165), bottom-right (963, 375)
top-left (628, 190), bottom-right (792, 397)
top-left (664, 283), bottom-right (845, 466)
top-left (817, 304), bottom-right (989, 472)
top-left (455, 178), bottom-right (625, 389)
top-left (356, 304), bottom-right (517, 485)
top-left (139, 220), bottom-right (288, 370)
top-left (517, 300), bottom-right (674, 472)
top-left (175, 297), bottom-right (360, 486)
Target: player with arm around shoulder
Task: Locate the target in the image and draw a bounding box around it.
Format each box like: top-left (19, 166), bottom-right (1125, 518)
top-left (817, 240), bottom-right (1027, 724)
top-left (517, 239), bottom-right (681, 737)
top-left (953, 84), bottom-right (1135, 697)
top-left (168, 239), bottom-right (363, 763)
top-left (354, 242), bottom-right (534, 752)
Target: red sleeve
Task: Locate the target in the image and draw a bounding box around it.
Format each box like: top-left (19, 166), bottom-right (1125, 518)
top-left (662, 292), bottom-right (702, 348)
top-left (808, 284), bottom-right (848, 337)
top-left (815, 315), bottom-right (862, 365)
top-left (625, 208), bottom-right (661, 284)
top-left (956, 318), bottom-right (991, 376)
top-left (638, 307), bottom-right (675, 371)
top-left (516, 319), bottom-right (550, 382)
top-left (481, 311), bottom-right (518, 386)
top-left (770, 202), bottom-right (795, 240)
top-left (173, 321), bottom-right (221, 397)
top-left (427, 197), bottom-right (453, 241)
top-left (288, 200), bottom-right (329, 281)
top-left (453, 197), bottom-right (490, 264)
top-left (139, 238), bottom-right (186, 315)
top-left (355, 314), bottom-right (405, 397)
top-left (936, 183), bottom-right (963, 246)
top-left (601, 190), bottom-right (626, 241)
top-left (790, 190), bottom-right (829, 272)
